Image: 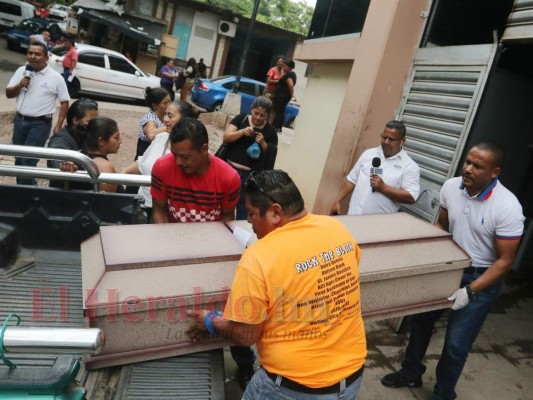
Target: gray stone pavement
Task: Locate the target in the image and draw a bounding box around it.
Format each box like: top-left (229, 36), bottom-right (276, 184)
top-left (222, 275), bottom-right (533, 400)
top-left (1, 35), bottom-right (532, 400)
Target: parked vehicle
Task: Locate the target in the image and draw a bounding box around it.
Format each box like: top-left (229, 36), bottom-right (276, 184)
top-left (191, 75), bottom-right (300, 128)
top-left (48, 3), bottom-right (68, 20)
top-left (27, 0), bottom-right (48, 18)
top-left (0, 0), bottom-right (35, 30)
top-left (5, 17), bottom-right (62, 51)
top-left (49, 43), bottom-right (161, 101)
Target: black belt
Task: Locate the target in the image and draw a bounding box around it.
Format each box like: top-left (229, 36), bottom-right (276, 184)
top-left (16, 112), bottom-right (52, 122)
top-left (264, 365), bottom-right (364, 395)
top-left (464, 267), bottom-right (487, 275)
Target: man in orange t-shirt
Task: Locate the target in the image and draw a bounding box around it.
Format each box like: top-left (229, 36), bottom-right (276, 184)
top-left (190, 170), bottom-right (367, 399)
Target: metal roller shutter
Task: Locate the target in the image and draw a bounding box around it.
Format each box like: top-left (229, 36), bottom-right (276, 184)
top-left (502, 0), bottom-right (533, 42)
top-left (396, 44), bottom-right (496, 222)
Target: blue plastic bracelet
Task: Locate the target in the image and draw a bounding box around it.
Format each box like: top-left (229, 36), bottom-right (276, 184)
top-left (203, 310), bottom-right (223, 336)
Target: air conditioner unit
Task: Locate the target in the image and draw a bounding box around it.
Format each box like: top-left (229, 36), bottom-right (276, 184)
top-left (218, 20), bottom-right (237, 38)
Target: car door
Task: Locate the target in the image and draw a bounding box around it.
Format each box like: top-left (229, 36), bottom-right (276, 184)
top-left (107, 55), bottom-right (145, 99)
top-left (238, 81), bottom-right (258, 114)
top-left (76, 51), bottom-right (109, 95)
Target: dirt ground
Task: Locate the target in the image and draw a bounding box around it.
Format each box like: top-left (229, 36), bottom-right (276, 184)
top-left (0, 106), bottom-right (225, 185)
top-left (1, 107), bottom-right (150, 168)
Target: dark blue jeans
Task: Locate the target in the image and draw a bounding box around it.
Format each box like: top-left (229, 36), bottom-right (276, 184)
top-left (400, 272), bottom-right (501, 400)
top-left (13, 116), bottom-right (52, 185)
top-left (62, 69), bottom-right (70, 84)
top-left (235, 169), bottom-right (251, 220)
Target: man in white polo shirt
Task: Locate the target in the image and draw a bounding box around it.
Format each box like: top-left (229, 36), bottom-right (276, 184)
top-left (381, 142), bottom-right (525, 400)
top-left (330, 120), bottom-right (420, 215)
top-left (6, 41), bottom-right (70, 185)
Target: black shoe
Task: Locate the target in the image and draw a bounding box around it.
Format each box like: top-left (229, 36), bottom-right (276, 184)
top-left (238, 364), bottom-right (255, 392)
top-left (381, 371), bottom-right (422, 388)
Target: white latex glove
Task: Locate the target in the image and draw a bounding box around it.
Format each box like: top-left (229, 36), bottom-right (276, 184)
top-left (447, 287), bottom-right (470, 311)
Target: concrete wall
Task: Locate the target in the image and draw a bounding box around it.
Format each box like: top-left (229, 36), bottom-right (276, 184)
top-left (287, 0), bottom-right (431, 213)
top-left (211, 35), bottom-right (227, 78)
top-left (187, 12), bottom-right (218, 65)
top-left (277, 63), bottom-right (352, 206)
top-left (292, 60), bottom-right (308, 100)
top-left (136, 53), bottom-right (158, 75)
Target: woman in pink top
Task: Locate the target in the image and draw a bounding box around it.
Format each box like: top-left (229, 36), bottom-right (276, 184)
top-left (62, 37), bottom-right (78, 85)
top-left (263, 56), bottom-right (285, 123)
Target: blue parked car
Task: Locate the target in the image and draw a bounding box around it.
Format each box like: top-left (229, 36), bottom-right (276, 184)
top-left (6, 18), bottom-right (63, 52)
top-left (191, 75), bottom-right (299, 128)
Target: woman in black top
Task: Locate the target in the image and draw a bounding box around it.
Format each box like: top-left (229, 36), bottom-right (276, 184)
top-left (223, 96), bottom-right (278, 219)
top-left (47, 98), bottom-right (98, 189)
top-left (272, 59), bottom-right (297, 131)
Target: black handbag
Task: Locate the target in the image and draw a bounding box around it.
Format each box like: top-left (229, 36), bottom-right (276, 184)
top-left (214, 114), bottom-right (249, 161)
top-left (214, 143), bottom-right (228, 161)
top-left (175, 72), bottom-right (186, 90)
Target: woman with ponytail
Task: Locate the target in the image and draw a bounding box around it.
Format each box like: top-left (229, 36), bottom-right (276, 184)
top-left (75, 116), bottom-right (123, 193)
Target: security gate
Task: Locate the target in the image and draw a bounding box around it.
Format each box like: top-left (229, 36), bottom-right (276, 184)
top-left (502, 0), bottom-right (533, 42)
top-left (396, 44), bottom-right (497, 222)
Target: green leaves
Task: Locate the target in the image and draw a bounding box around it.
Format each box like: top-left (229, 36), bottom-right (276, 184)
top-left (199, 0), bottom-right (313, 35)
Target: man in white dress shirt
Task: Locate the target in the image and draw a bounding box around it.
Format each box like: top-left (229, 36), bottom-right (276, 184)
top-left (331, 120), bottom-right (420, 215)
top-left (6, 42), bottom-right (69, 185)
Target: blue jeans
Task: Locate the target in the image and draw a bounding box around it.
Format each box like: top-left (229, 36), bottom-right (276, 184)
top-left (244, 368), bottom-right (363, 400)
top-left (399, 272), bottom-right (501, 400)
top-left (13, 116), bottom-right (52, 185)
top-left (235, 169), bottom-right (251, 220)
top-left (62, 69), bottom-right (70, 83)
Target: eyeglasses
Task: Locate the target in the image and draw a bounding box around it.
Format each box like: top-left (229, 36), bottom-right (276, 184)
top-left (247, 172), bottom-right (278, 203)
top-left (380, 134), bottom-right (402, 143)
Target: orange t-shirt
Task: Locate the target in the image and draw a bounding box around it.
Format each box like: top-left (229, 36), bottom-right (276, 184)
top-left (224, 213), bottom-right (366, 387)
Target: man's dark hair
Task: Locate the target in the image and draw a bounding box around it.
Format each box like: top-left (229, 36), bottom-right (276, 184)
top-left (28, 41), bottom-right (48, 55)
top-left (38, 27), bottom-right (49, 34)
top-left (246, 170), bottom-right (305, 217)
top-left (472, 142), bottom-right (505, 168)
top-left (67, 99), bottom-right (99, 147)
top-left (285, 60), bottom-right (295, 69)
top-left (385, 120), bottom-right (406, 137)
top-left (169, 117), bottom-right (208, 150)
top-left (66, 98), bottom-right (98, 127)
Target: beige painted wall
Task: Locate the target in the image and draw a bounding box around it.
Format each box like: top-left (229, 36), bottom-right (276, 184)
top-left (136, 53), bottom-right (158, 75)
top-left (287, 0), bottom-right (430, 214)
top-left (276, 63), bottom-right (352, 207)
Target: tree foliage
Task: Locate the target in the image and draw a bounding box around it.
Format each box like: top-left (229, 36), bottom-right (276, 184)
top-left (199, 0), bottom-right (313, 36)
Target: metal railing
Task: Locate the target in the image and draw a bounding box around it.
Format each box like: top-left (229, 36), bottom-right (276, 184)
top-left (3, 326), bottom-right (104, 355)
top-left (0, 144), bottom-right (150, 192)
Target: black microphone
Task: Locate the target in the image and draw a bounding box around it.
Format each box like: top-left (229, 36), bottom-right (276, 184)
top-left (370, 157), bottom-right (382, 193)
top-left (22, 64), bottom-right (34, 92)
